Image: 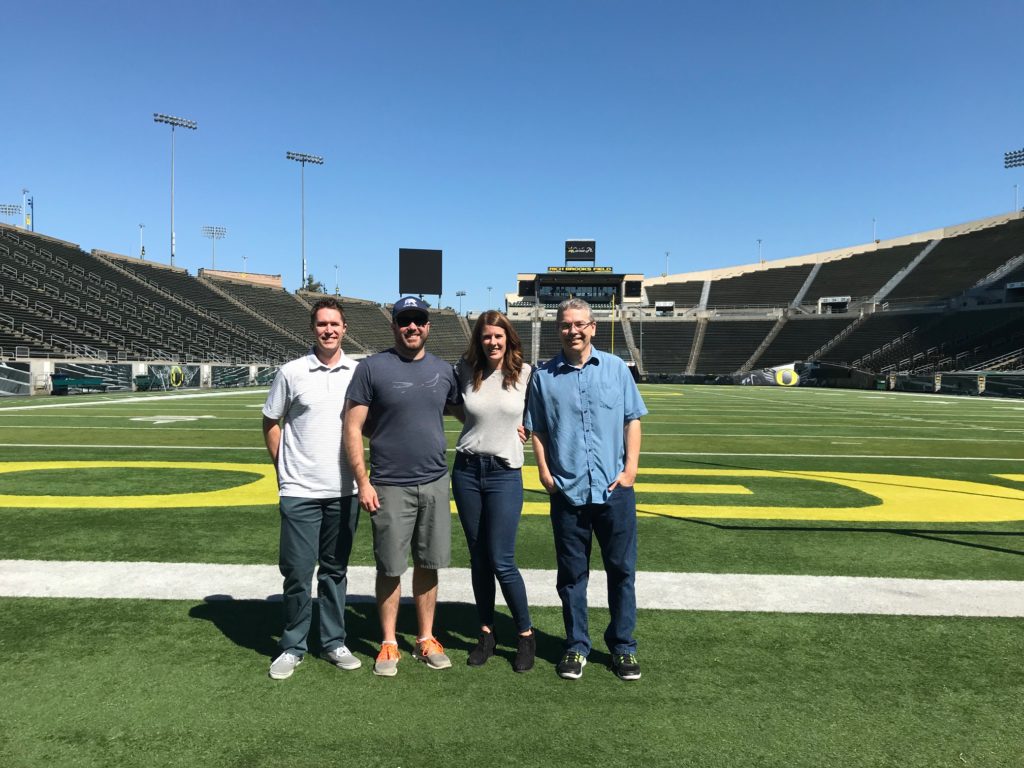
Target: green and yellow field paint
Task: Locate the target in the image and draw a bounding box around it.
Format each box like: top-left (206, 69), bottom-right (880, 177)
top-left (0, 460), bottom-right (1023, 523)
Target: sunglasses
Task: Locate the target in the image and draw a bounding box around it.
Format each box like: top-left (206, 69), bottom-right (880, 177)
top-left (396, 314), bottom-right (429, 328)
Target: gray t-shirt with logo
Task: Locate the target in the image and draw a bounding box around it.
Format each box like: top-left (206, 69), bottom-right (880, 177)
top-left (345, 348), bottom-right (460, 486)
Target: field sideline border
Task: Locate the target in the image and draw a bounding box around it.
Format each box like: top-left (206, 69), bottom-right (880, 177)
top-left (2, 560), bottom-right (1022, 617)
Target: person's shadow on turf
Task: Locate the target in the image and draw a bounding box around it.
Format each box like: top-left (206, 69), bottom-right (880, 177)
top-left (189, 596), bottom-right (567, 672)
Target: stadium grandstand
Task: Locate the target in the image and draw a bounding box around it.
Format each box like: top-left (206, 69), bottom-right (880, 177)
top-left (2, 208), bottom-right (1023, 396)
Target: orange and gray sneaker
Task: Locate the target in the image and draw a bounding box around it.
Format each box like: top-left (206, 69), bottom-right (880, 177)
top-left (373, 642), bottom-right (400, 677)
top-left (414, 636), bottom-right (452, 669)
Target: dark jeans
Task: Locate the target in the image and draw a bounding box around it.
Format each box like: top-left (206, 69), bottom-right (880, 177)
top-left (549, 485), bottom-right (638, 656)
top-left (451, 453), bottom-right (532, 633)
top-left (278, 495), bottom-right (360, 656)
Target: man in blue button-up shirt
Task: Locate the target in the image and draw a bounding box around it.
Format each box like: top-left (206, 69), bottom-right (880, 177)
top-left (525, 298), bottom-right (648, 681)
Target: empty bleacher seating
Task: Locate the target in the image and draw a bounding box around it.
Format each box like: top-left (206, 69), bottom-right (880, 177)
top-left (707, 265), bottom-right (813, 308)
top-left (695, 320), bottom-right (775, 373)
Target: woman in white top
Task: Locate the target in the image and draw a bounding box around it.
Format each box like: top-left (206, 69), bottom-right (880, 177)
top-left (451, 310), bottom-right (534, 672)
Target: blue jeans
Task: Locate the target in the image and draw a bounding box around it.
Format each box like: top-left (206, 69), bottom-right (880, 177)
top-left (451, 453), bottom-right (532, 633)
top-left (549, 485), bottom-right (638, 656)
top-left (278, 495), bottom-right (360, 656)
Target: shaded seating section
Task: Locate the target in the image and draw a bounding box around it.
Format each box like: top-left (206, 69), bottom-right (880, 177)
top-left (0, 287), bottom-right (111, 358)
top-left (803, 243), bottom-right (924, 303)
top-left (757, 316), bottom-right (855, 367)
top-left (416, 310), bottom-right (468, 363)
top-left (537, 319), bottom-right (562, 361)
top-left (995, 260), bottom-right (1024, 288)
top-left (208, 281), bottom-right (361, 354)
top-left (510, 320), bottom-right (533, 357)
top-left (707, 265), bottom-right (813, 308)
top-left (116, 260), bottom-right (302, 355)
top-left (645, 281), bottom-right (703, 307)
top-left (0, 323), bottom-right (51, 357)
top-left (886, 218), bottom-right (1024, 302)
top-left (879, 306), bottom-right (1024, 371)
top-left (819, 312), bottom-right (939, 368)
top-left (0, 239), bottom-right (156, 359)
top-left (334, 297), bottom-right (394, 353)
top-left (2, 228), bottom-right (289, 362)
top-left (637, 320), bottom-right (696, 374)
top-left (594, 318), bottom-right (631, 361)
top-left (695, 320), bottom-right (775, 373)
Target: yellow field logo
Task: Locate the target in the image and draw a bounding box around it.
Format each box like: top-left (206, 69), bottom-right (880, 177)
top-left (0, 461), bottom-right (1022, 523)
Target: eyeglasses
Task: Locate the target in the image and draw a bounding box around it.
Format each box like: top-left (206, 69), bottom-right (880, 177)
top-left (558, 320), bottom-right (594, 332)
top-left (396, 315), bottom-right (429, 328)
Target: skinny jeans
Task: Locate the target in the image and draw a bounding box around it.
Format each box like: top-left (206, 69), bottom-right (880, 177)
top-left (451, 453), bottom-right (532, 633)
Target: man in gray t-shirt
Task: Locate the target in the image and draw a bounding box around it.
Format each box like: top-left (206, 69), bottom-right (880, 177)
top-left (343, 296), bottom-right (460, 677)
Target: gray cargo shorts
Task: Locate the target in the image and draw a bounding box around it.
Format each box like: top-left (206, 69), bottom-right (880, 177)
top-left (371, 473), bottom-right (452, 577)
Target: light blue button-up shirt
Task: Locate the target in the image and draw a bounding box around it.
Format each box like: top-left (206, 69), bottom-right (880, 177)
top-left (525, 347), bottom-right (647, 506)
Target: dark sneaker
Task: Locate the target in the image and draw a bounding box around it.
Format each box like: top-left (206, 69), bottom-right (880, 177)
top-left (612, 653), bottom-right (641, 681)
top-left (467, 631), bottom-right (496, 667)
top-left (556, 650), bottom-right (587, 680)
top-left (513, 632), bottom-right (535, 673)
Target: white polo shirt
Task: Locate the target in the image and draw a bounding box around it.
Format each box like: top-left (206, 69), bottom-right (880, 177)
top-left (262, 350), bottom-right (359, 498)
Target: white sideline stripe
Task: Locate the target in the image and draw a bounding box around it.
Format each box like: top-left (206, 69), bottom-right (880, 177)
top-left (1, 560), bottom-right (1021, 617)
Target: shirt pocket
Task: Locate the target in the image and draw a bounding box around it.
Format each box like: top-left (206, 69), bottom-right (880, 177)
top-left (599, 387), bottom-right (623, 410)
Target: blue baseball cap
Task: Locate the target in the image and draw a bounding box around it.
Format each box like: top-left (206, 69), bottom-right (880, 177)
top-left (392, 296), bottom-right (430, 320)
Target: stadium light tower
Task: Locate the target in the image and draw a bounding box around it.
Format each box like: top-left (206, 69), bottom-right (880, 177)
top-left (1007, 146), bottom-right (1024, 212)
top-left (139, 223), bottom-right (145, 259)
top-left (456, 290), bottom-right (466, 314)
top-left (334, 264), bottom-right (339, 295)
top-left (153, 113), bottom-right (198, 267)
top-left (201, 225), bottom-right (227, 269)
top-left (286, 151), bottom-right (324, 289)
top-left (0, 203), bottom-right (22, 225)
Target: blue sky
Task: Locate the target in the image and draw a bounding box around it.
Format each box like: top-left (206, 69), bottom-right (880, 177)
top-left (2, 1), bottom-right (1022, 313)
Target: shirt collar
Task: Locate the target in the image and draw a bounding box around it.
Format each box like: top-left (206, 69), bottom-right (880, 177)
top-left (306, 349), bottom-right (351, 372)
top-left (554, 349), bottom-right (601, 371)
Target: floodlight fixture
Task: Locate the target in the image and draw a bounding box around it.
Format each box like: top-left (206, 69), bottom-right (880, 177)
top-left (201, 225), bottom-right (227, 269)
top-left (153, 112), bottom-right (198, 266)
top-left (1005, 147), bottom-right (1024, 169)
top-left (0, 203), bottom-right (22, 223)
top-left (456, 290), bottom-right (466, 314)
top-left (286, 150), bottom-right (325, 288)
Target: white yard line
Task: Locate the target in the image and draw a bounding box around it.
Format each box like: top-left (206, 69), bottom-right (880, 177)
top-left (0, 389), bottom-right (266, 412)
top-left (1, 559), bottom-right (1021, 617)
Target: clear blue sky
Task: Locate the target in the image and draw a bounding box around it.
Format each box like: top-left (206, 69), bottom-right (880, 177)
top-left (2, 1), bottom-right (1022, 313)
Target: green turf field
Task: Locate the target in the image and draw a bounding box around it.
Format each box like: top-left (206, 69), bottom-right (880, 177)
top-left (1, 385), bottom-right (1022, 767)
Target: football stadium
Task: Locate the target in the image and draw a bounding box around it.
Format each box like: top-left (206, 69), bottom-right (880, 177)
top-left (3, 4), bottom-right (1024, 768)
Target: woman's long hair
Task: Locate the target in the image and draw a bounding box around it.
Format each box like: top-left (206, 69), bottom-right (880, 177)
top-left (463, 310), bottom-right (524, 392)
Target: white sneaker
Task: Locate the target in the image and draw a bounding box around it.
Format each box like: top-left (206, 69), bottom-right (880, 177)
top-left (323, 644), bottom-right (362, 670)
top-left (269, 652), bottom-right (302, 680)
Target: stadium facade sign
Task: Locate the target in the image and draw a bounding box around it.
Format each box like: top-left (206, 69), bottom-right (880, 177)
top-left (565, 239), bottom-right (596, 263)
top-left (547, 266), bottom-right (613, 273)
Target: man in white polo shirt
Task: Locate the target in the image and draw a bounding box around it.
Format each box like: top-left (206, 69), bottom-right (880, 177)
top-left (262, 297), bottom-right (361, 680)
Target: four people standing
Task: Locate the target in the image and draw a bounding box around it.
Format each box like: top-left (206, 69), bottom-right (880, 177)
top-left (264, 296), bottom-right (645, 680)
